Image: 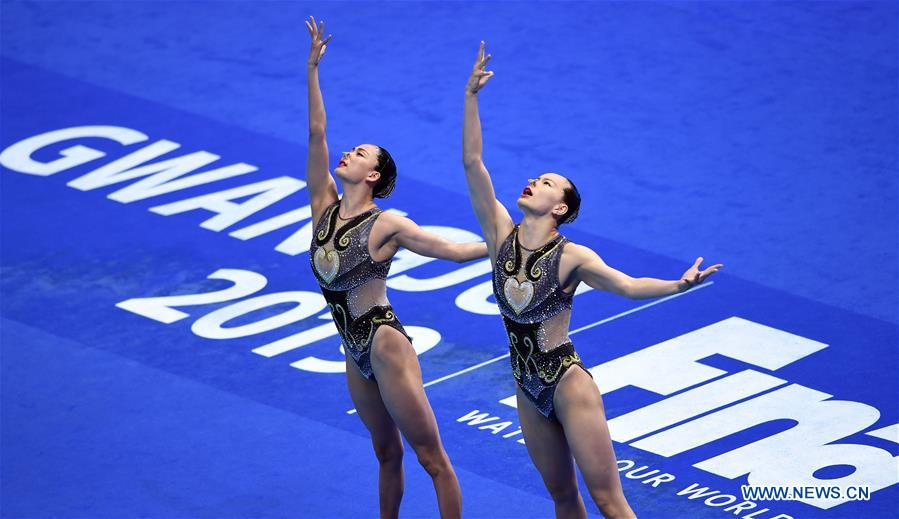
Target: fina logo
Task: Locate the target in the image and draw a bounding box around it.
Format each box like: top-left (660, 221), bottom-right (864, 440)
top-left (496, 316), bottom-right (899, 510)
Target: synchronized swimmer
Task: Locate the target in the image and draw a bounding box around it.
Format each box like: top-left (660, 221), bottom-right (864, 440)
top-left (305, 16), bottom-right (485, 519)
top-left (461, 41), bottom-right (721, 518)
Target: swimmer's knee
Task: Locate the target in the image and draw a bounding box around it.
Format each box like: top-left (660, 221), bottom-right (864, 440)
top-left (413, 444), bottom-right (450, 478)
top-left (373, 437), bottom-right (404, 467)
top-left (546, 479), bottom-right (580, 505)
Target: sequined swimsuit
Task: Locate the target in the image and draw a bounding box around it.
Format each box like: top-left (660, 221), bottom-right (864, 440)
top-left (309, 200), bottom-right (412, 380)
top-left (492, 224), bottom-right (592, 421)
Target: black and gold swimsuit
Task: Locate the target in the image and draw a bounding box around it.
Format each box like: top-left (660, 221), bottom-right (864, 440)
top-left (492, 224), bottom-right (592, 421)
top-left (309, 199), bottom-right (412, 380)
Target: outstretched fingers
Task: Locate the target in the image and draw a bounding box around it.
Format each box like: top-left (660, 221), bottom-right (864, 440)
top-left (318, 19), bottom-right (332, 45)
top-left (475, 41), bottom-right (492, 69)
top-left (701, 264), bottom-right (723, 278)
top-left (681, 256), bottom-right (725, 288)
top-left (307, 16), bottom-right (331, 44)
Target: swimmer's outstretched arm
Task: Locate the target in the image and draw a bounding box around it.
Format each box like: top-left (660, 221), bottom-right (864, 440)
top-left (462, 41), bottom-right (514, 257)
top-left (305, 16), bottom-right (338, 220)
top-left (374, 212), bottom-right (489, 263)
top-left (567, 243), bottom-right (724, 299)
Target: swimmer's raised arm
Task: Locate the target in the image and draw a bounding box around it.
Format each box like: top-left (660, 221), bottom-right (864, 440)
top-left (462, 41), bottom-right (514, 257)
top-left (305, 16), bottom-right (338, 221)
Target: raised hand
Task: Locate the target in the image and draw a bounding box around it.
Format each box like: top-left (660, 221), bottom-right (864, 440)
top-left (466, 41), bottom-right (494, 94)
top-left (305, 15), bottom-right (332, 67)
top-left (680, 257), bottom-right (724, 290)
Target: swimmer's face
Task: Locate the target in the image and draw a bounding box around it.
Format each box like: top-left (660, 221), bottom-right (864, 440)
top-left (334, 144), bottom-right (381, 186)
top-left (516, 172), bottom-right (571, 221)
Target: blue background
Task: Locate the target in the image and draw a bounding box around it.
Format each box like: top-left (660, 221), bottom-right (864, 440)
top-left (2, 1), bottom-right (896, 518)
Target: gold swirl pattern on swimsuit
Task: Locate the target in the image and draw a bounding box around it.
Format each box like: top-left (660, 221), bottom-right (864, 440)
top-left (328, 301), bottom-right (355, 350)
top-left (524, 236), bottom-right (564, 282)
top-left (502, 226), bottom-right (522, 275)
top-left (509, 330), bottom-right (541, 382)
top-left (372, 310), bottom-right (395, 324)
top-left (539, 351), bottom-right (582, 384)
top-left (315, 204), bottom-right (340, 244)
top-left (335, 212), bottom-right (378, 251)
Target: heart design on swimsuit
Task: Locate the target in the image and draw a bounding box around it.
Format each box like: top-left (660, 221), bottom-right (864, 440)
top-left (313, 248), bottom-right (340, 284)
top-left (504, 277), bottom-right (534, 315)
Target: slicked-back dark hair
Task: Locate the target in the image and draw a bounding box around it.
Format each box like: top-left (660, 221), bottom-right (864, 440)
top-left (372, 146), bottom-right (397, 198)
top-left (557, 177), bottom-right (581, 225)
